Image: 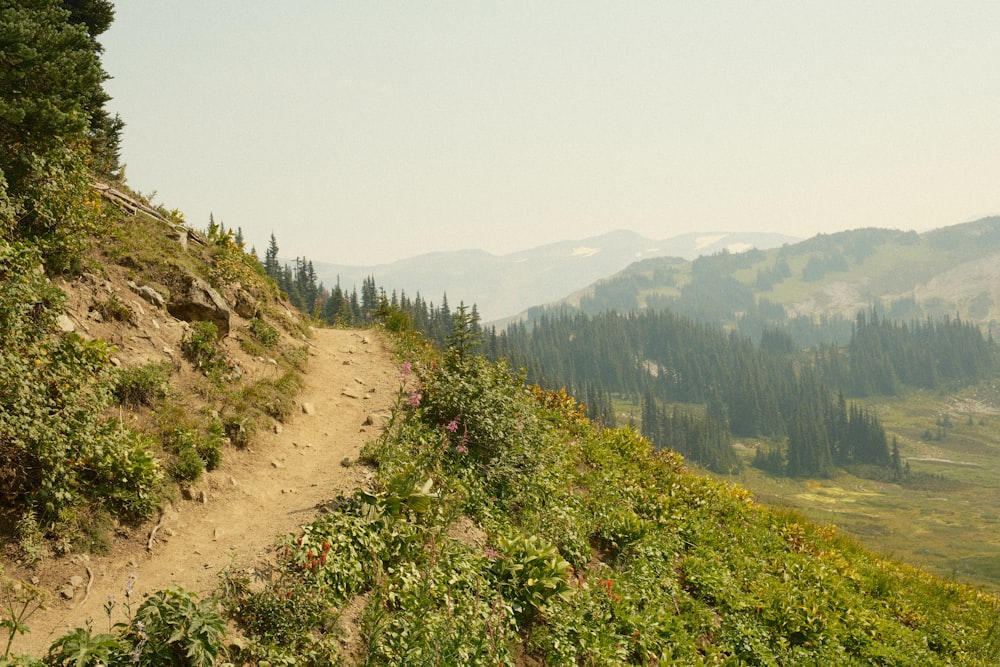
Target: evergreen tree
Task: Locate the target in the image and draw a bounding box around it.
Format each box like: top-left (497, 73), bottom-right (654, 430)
top-left (445, 302), bottom-right (482, 366)
top-left (264, 233), bottom-right (280, 280)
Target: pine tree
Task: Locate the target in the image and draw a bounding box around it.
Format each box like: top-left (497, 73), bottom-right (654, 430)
top-left (264, 234), bottom-right (280, 280)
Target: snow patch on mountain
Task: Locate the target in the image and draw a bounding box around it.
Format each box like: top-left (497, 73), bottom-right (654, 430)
top-left (570, 246), bottom-right (601, 258)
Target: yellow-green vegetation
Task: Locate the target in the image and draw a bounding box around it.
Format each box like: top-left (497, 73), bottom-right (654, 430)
top-left (211, 331), bottom-right (999, 665)
top-left (722, 382), bottom-right (1000, 593)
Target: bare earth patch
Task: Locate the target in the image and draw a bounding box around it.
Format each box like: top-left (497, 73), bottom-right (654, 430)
top-left (11, 327), bottom-right (399, 657)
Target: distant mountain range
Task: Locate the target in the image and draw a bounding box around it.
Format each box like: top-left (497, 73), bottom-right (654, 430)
top-left (306, 230), bottom-right (799, 322)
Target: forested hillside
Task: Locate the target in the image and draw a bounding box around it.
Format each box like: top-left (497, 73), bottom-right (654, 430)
top-left (533, 220), bottom-right (1000, 345)
top-left (491, 308), bottom-right (993, 476)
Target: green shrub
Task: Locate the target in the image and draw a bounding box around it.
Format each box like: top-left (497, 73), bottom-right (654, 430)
top-left (164, 429), bottom-right (222, 482)
top-left (0, 242), bottom-right (163, 526)
top-left (249, 315), bottom-right (280, 348)
top-left (92, 293), bottom-right (134, 323)
top-left (113, 362), bottom-right (169, 407)
top-left (222, 413), bottom-right (255, 449)
top-left (170, 445), bottom-right (204, 483)
top-left (180, 321), bottom-right (224, 373)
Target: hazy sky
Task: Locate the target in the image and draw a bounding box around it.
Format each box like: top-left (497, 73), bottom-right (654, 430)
top-left (101, 2), bottom-right (1000, 266)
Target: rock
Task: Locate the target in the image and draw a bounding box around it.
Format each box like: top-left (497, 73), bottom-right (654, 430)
top-left (136, 285), bottom-right (165, 309)
top-left (199, 490), bottom-right (209, 504)
top-left (301, 402), bottom-right (316, 415)
top-left (166, 273), bottom-right (231, 336)
top-left (60, 586), bottom-right (75, 600)
top-left (273, 423), bottom-right (283, 434)
top-left (340, 457), bottom-right (353, 468)
top-left (270, 460), bottom-right (284, 469)
top-left (342, 388), bottom-right (360, 399)
top-left (56, 314), bottom-right (75, 333)
top-left (69, 575), bottom-right (84, 587)
top-left (231, 288), bottom-right (258, 319)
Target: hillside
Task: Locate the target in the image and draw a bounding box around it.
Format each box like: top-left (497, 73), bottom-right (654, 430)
top-left (523, 218), bottom-right (1000, 337)
top-left (10, 327), bottom-right (397, 657)
top-left (3, 5), bottom-right (999, 664)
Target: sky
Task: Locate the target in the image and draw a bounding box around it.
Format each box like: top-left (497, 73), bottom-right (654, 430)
top-left (101, 2), bottom-right (1000, 267)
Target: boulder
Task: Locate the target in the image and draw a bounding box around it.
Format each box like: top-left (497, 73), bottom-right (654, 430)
top-left (232, 288), bottom-right (258, 319)
top-left (167, 274), bottom-right (231, 336)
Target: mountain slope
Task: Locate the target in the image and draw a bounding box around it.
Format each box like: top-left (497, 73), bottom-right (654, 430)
top-left (308, 229), bottom-right (798, 322)
top-left (523, 217), bottom-right (1000, 334)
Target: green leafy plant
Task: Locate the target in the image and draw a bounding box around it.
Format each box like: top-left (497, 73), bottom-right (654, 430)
top-left (489, 533), bottom-right (573, 623)
top-left (44, 627), bottom-right (121, 667)
top-left (124, 589), bottom-right (225, 667)
top-left (180, 321), bottom-right (227, 375)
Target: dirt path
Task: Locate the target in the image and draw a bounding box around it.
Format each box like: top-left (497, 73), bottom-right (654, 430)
top-left (13, 328), bottom-right (399, 657)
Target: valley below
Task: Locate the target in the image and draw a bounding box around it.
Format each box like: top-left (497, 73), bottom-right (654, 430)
top-left (715, 385), bottom-right (1000, 592)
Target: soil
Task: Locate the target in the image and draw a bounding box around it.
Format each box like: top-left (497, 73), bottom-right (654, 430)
top-left (9, 327), bottom-right (400, 658)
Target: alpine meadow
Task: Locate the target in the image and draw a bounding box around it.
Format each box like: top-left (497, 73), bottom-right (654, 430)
top-left (2, 3), bottom-right (1000, 666)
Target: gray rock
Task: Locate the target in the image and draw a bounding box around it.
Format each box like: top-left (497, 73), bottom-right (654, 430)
top-left (167, 274), bottom-right (231, 336)
top-left (232, 288), bottom-right (258, 319)
top-left (136, 285), bottom-right (165, 309)
top-left (57, 314), bottom-right (75, 333)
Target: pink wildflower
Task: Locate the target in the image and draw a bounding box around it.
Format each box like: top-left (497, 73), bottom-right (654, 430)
top-left (406, 391), bottom-right (421, 408)
top-left (455, 444), bottom-right (468, 454)
top-left (399, 361), bottom-right (412, 377)
top-left (445, 418), bottom-right (459, 433)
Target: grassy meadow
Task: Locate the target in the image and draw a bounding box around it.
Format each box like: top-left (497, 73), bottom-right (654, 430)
top-left (717, 382), bottom-right (1000, 593)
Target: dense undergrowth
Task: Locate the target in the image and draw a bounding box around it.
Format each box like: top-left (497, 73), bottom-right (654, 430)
top-left (4, 312), bottom-right (1000, 665)
top-left (213, 324), bottom-right (1000, 665)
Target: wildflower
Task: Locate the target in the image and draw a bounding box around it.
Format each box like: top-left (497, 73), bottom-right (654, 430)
top-left (455, 444), bottom-right (468, 454)
top-left (130, 647), bottom-right (141, 664)
top-left (399, 361), bottom-right (412, 377)
top-left (445, 418), bottom-right (459, 433)
top-left (484, 546), bottom-right (499, 561)
top-left (406, 391), bottom-right (421, 408)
